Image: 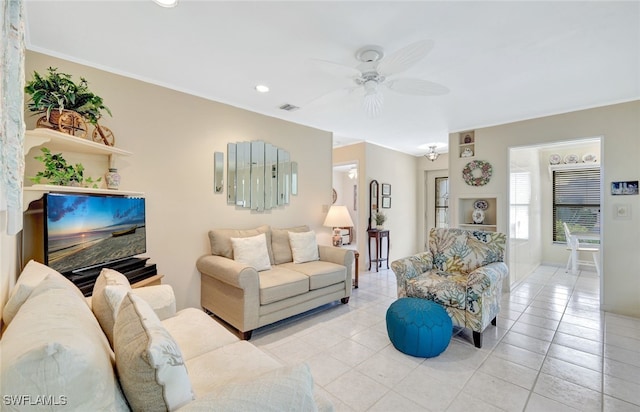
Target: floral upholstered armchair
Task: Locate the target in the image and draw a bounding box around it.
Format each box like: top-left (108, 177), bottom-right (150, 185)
top-left (391, 228), bottom-right (508, 348)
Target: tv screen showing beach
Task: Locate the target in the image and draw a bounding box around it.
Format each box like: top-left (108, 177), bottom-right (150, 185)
top-left (45, 193), bottom-right (146, 274)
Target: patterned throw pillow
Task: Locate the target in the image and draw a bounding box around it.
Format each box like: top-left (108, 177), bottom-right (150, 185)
top-left (113, 292), bottom-right (195, 411)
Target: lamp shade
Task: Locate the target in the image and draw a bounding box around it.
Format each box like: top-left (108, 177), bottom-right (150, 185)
top-left (323, 205), bottom-right (354, 228)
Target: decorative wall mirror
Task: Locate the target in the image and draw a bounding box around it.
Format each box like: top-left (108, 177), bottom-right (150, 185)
top-left (369, 179), bottom-right (379, 229)
top-left (227, 141), bottom-right (297, 211)
top-left (214, 152), bottom-right (224, 194)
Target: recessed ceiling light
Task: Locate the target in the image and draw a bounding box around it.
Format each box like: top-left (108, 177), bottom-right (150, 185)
top-left (153, 0), bottom-right (178, 8)
top-left (255, 84), bottom-right (270, 93)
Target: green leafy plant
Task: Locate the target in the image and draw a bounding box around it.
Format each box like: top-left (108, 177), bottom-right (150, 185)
top-left (24, 67), bottom-right (112, 125)
top-left (375, 212), bottom-right (387, 226)
top-left (30, 148), bottom-right (101, 188)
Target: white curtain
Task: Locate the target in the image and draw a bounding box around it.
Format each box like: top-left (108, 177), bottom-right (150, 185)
top-left (0, 0), bottom-right (25, 235)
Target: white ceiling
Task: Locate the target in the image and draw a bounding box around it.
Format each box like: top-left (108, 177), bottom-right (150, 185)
top-left (24, 1), bottom-right (640, 156)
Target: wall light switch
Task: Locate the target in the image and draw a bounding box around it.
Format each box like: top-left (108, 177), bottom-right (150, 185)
top-left (614, 204), bottom-right (631, 220)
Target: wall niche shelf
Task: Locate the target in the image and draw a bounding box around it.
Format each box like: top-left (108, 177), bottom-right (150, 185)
top-left (458, 130), bottom-right (475, 158)
top-left (456, 195), bottom-right (499, 232)
top-left (23, 128), bottom-right (139, 211)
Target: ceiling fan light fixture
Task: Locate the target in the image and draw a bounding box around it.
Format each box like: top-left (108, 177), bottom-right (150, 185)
top-left (153, 0), bottom-right (178, 8)
top-left (362, 90), bottom-right (384, 118)
top-left (424, 145), bottom-right (439, 161)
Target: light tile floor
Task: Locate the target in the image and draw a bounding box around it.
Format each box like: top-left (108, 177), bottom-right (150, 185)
top-left (251, 265), bottom-right (640, 411)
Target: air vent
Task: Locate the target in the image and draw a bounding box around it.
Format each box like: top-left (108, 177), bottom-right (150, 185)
top-left (279, 103), bottom-right (300, 112)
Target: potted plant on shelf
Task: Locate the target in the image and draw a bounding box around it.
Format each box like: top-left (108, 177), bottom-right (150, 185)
top-left (375, 212), bottom-right (387, 230)
top-left (29, 148), bottom-right (101, 188)
top-left (24, 67), bottom-right (112, 137)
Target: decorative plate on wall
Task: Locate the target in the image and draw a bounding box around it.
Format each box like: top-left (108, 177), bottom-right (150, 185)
top-left (473, 199), bottom-right (489, 210)
top-left (549, 154), bottom-right (562, 165)
top-left (564, 154), bottom-right (579, 164)
top-left (462, 160), bottom-right (493, 186)
top-left (582, 153), bottom-right (597, 162)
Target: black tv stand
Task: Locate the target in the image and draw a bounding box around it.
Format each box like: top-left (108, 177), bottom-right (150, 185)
top-left (66, 257), bottom-right (158, 296)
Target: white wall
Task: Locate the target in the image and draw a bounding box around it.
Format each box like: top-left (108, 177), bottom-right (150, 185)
top-left (449, 101), bottom-right (640, 317)
top-left (22, 51), bottom-right (334, 310)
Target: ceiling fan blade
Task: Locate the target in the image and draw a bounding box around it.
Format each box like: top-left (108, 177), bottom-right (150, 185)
top-left (304, 85), bottom-right (359, 109)
top-left (308, 58), bottom-right (362, 78)
top-left (385, 78), bottom-right (449, 96)
top-left (362, 89), bottom-right (384, 118)
top-left (377, 39), bottom-right (434, 76)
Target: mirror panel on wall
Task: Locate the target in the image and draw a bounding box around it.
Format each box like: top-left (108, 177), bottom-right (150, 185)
top-left (214, 152), bottom-right (224, 194)
top-left (227, 144), bottom-right (236, 204)
top-left (227, 141), bottom-right (296, 211)
top-left (265, 143), bottom-right (278, 209)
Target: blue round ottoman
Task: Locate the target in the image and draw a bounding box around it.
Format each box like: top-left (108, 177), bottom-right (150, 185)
top-left (386, 298), bottom-right (452, 358)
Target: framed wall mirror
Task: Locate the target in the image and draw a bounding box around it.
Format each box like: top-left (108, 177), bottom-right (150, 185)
top-left (369, 179), bottom-right (379, 229)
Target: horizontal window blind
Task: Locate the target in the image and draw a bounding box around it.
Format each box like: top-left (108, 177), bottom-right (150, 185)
top-left (553, 167), bottom-right (600, 242)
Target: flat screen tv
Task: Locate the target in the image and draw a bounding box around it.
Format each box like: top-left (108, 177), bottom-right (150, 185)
top-left (44, 193), bottom-right (146, 275)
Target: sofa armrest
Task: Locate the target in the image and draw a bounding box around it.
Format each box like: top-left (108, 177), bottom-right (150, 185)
top-left (467, 261), bottom-right (509, 295)
top-left (390, 251), bottom-right (434, 297)
top-left (196, 255), bottom-right (259, 289)
top-left (318, 245), bottom-right (354, 267)
top-left (131, 285), bottom-right (176, 320)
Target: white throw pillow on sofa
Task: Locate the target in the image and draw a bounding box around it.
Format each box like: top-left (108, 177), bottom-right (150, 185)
top-left (231, 233), bottom-right (272, 271)
top-left (2, 260), bottom-right (86, 327)
top-left (288, 231), bottom-right (320, 264)
top-left (92, 268), bottom-right (132, 346)
top-left (0, 274), bottom-right (129, 411)
top-left (114, 292), bottom-right (195, 411)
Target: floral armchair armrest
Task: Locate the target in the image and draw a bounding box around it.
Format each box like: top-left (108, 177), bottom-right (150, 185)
top-left (466, 261), bottom-right (509, 331)
top-left (390, 251), bottom-right (434, 298)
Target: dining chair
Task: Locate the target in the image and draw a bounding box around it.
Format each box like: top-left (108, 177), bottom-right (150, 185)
top-left (563, 222), bottom-right (600, 275)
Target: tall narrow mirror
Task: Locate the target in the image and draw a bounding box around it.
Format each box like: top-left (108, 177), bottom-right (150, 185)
top-left (250, 141), bottom-right (265, 211)
top-left (236, 142), bottom-right (251, 207)
top-left (369, 180), bottom-right (379, 229)
top-left (227, 144), bottom-right (236, 204)
top-left (277, 149), bottom-right (290, 205)
top-left (291, 162), bottom-right (298, 195)
top-left (214, 152), bottom-right (224, 194)
top-left (265, 143), bottom-right (278, 209)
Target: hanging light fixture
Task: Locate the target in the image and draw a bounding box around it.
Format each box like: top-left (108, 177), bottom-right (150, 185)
top-left (424, 145), bottom-right (439, 161)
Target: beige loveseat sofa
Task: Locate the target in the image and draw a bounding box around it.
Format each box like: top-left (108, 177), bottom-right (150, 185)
top-left (197, 225), bottom-right (354, 339)
top-left (1, 261), bottom-right (332, 411)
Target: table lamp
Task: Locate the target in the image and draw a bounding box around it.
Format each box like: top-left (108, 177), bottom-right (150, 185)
top-left (323, 205), bottom-right (354, 246)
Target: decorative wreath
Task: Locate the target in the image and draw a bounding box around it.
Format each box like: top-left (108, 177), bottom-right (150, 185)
top-left (462, 160), bottom-right (493, 186)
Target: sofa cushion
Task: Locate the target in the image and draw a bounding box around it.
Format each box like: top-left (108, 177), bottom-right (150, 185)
top-left (0, 274), bottom-right (129, 411)
top-left (92, 268), bottom-right (132, 345)
top-left (114, 292), bottom-right (195, 411)
top-left (162, 307), bottom-right (240, 361)
top-left (258, 267), bottom-right (309, 305)
top-left (2, 259), bottom-right (86, 326)
top-left (209, 225), bottom-right (274, 264)
top-left (179, 364), bottom-right (318, 412)
top-left (288, 230), bottom-right (320, 264)
top-left (185, 340), bottom-right (282, 397)
top-left (231, 233), bottom-right (272, 271)
top-left (271, 225), bottom-right (309, 264)
top-left (281, 261), bottom-right (346, 290)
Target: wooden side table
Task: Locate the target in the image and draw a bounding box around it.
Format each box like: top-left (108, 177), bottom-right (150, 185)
top-left (367, 229), bottom-right (390, 272)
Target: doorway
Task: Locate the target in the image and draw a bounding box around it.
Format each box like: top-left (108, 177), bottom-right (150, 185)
top-left (332, 162), bottom-right (359, 246)
top-left (508, 137), bottom-right (602, 285)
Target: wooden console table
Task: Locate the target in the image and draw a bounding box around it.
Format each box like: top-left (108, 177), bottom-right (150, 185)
top-left (367, 229), bottom-right (389, 272)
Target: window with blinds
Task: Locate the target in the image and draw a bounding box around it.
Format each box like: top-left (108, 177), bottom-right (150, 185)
top-left (510, 172), bottom-right (531, 239)
top-left (552, 167), bottom-right (601, 242)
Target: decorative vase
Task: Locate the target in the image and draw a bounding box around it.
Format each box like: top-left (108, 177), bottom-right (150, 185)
top-left (376, 224), bottom-right (384, 230)
top-left (105, 168), bottom-right (121, 190)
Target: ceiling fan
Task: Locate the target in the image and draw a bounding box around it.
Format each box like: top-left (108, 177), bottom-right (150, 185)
top-left (309, 40), bottom-right (449, 117)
